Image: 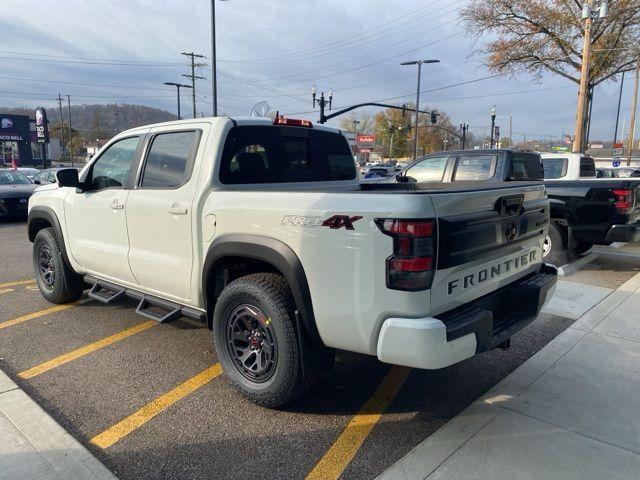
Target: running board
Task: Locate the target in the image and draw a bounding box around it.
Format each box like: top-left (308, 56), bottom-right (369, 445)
top-left (88, 282), bottom-right (126, 304)
top-left (135, 297), bottom-right (182, 323)
top-left (83, 275), bottom-right (206, 323)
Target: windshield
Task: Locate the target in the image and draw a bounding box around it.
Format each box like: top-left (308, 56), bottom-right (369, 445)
top-left (542, 158), bottom-right (568, 179)
top-left (0, 170), bottom-right (31, 185)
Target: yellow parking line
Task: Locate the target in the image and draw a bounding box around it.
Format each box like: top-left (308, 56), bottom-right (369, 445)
top-left (306, 365), bottom-right (412, 480)
top-left (18, 320), bottom-right (157, 379)
top-left (0, 279), bottom-right (35, 289)
top-left (0, 288), bottom-right (15, 295)
top-left (91, 363), bottom-right (223, 449)
top-left (0, 299), bottom-right (91, 331)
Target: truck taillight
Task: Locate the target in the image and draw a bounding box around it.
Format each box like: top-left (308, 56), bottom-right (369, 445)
top-left (375, 219), bottom-right (435, 291)
top-left (612, 189), bottom-right (632, 213)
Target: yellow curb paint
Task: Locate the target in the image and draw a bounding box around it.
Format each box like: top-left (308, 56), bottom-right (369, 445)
top-left (18, 320), bottom-right (157, 379)
top-left (0, 299), bottom-right (91, 331)
top-left (0, 288), bottom-right (15, 294)
top-left (0, 279), bottom-right (35, 289)
top-left (306, 366), bottom-right (411, 480)
top-left (91, 363), bottom-right (223, 449)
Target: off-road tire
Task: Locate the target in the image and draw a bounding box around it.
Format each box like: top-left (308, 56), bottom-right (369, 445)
top-left (212, 273), bottom-right (307, 408)
top-left (32, 227), bottom-right (85, 304)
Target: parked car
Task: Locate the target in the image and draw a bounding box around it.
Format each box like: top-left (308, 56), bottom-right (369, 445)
top-left (362, 165), bottom-right (395, 179)
top-left (541, 153), bottom-right (640, 263)
top-left (0, 170), bottom-right (39, 218)
top-left (34, 167), bottom-right (78, 185)
top-left (28, 116), bottom-right (556, 407)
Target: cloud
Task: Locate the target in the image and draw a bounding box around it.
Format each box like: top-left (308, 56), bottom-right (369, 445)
top-left (0, 0), bottom-right (629, 141)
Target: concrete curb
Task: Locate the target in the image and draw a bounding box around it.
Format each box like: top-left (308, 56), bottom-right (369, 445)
top-left (377, 272), bottom-right (640, 480)
top-left (0, 368), bottom-right (117, 480)
top-left (557, 252), bottom-right (597, 276)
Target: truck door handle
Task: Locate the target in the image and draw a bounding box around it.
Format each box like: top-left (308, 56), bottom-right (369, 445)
top-left (110, 201), bottom-right (124, 210)
top-left (167, 205), bottom-right (188, 215)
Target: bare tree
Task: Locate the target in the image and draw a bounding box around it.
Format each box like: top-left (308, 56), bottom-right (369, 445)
top-left (338, 111), bottom-right (375, 134)
top-left (461, 0), bottom-right (639, 87)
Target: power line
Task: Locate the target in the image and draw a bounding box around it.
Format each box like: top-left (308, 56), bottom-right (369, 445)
top-left (0, 55), bottom-right (183, 67)
top-left (218, 1), bottom-right (440, 63)
top-left (0, 49), bottom-right (183, 65)
top-left (220, 0), bottom-right (463, 65)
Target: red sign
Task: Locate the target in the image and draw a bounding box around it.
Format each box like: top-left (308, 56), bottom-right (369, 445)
top-left (614, 142), bottom-right (624, 149)
top-left (357, 134), bottom-right (375, 144)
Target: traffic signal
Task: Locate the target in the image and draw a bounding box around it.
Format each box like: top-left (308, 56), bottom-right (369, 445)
top-left (430, 110), bottom-right (438, 124)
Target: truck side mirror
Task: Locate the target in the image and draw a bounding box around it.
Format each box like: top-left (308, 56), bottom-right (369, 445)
top-left (56, 168), bottom-right (79, 188)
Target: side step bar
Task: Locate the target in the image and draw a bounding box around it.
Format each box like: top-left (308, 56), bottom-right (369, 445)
top-left (84, 276), bottom-right (206, 324)
top-left (88, 282), bottom-right (126, 304)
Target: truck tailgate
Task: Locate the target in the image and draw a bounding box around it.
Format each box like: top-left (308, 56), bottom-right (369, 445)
top-left (429, 183), bottom-right (549, 315)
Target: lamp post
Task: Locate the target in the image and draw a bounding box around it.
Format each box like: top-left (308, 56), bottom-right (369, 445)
top-left (210, 0), bottom-right (228, 117)
top-left (312, 84), bottom-right (333, 123)
top-left (401, 59), bottom-right (440, 161)
top-left (164, 82), bottom-right (192, 120)
top-left (459, 122), bottom-right (469, 149)
top-left (490, 105), bottom-right (497, 148)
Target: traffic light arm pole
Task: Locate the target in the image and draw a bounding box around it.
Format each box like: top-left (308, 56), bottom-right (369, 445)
top-left (416, 124), bottom-right (463, 140)
top-left (319, 102), bottom-right (431, 124)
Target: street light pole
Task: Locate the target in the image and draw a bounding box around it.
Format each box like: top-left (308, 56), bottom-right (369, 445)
top-left (210, 1), bottom-right (227, 116)
top-left (164, 82), bottom-right (193, 120)
top-left (401, 59), bottom-right (439, 161)
top-left (490, 105), bottom-right (497, 148)
top-left (353, 119), bottom-right (360, 154)
top-left (459, 122), bottom-right (469, 149)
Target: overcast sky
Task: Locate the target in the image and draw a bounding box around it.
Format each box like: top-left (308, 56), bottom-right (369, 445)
top-left (1, 0), bottom-right (636, 142)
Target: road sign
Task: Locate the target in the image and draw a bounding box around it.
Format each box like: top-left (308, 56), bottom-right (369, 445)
top-left (613, 147), bottom-right (623, 156)
top-left (612, 160), bottom-right (621, 167)
top-left (357, 134), bottom-right (375, 144)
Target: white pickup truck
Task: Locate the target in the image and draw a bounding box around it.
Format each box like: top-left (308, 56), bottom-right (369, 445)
top-left (28, 117), bottom-right (557, 407)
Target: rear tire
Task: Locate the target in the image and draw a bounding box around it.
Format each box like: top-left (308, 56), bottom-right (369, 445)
top-left (212, 273), bottom-right (307, 408)
top-left (32, 227), bottom-right (85, 304)
top-left (543, 223), bottom-right (569, 267)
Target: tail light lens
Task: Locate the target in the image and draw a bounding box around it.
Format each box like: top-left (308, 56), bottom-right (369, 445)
top-left (612, 189), bottom-right (632, 213)
top-left (375, 219), bottom-right (436, 291)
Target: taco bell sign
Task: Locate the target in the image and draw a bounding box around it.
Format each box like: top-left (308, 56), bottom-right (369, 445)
top-left (35, 107), bottom-right (49, 143)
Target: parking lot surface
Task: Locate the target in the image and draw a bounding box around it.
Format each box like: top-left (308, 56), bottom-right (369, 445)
top-left (1, 219), bottom-right (629, 480)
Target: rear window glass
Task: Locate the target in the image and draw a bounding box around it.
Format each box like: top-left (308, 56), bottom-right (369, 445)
top-left (404, 156), bottom-right (448, 182)
top-left (579, 156), bottom-right (596, 178)
top-left (542, 158), bottom-right (568, 179)
top-left (510, 153), bottom-right (544, 181)
top-left (453, 155), bottom-right (496, 181)
top-left (219, 126), bottom-right (356, 184)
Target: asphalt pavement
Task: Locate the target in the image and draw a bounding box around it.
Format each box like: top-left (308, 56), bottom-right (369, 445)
top-left (0, 219), bottom-right (621, 479)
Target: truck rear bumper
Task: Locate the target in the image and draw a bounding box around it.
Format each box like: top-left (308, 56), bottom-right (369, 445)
top-left (376, 264), bottom-right (558, 370)
top-left (604, 223), bottom-right (640, 243)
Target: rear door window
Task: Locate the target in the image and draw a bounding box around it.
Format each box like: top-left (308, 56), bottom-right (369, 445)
top-left (542, 158), bottom-right (568, 179)
top-left (404, 156), bottom-right (448, 182)
top-left (220, 126), bottom-right (356, 184)
top-left (509, 153), bottom-right (544, 181)
top-left (453, 155), bottom-right (497, 181)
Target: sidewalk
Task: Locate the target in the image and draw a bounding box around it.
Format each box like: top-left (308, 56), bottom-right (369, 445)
top-left (0, 370), bottom-right (116, 480)
top-left (379, 272), bottom-right (640, 480)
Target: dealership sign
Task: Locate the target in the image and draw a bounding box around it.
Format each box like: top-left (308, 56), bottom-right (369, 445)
top-left (357, 134), bottom-right (375, 144)
top-left (35, 107), bottom-right (49, 143)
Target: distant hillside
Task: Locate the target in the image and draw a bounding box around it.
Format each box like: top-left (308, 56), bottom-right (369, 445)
top-left (0, 104), bottom-right (177, 139)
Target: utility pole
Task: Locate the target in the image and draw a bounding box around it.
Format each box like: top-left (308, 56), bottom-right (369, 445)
top-left (353, 120), bottom-right (360, 154)
top-left (57, 94), bottom-right (66, 162)
top-left (66, 94), bottom-right (73, 166)
top-left (401, 59), bottom-right (440, 161)
top-left (613, 71), bottom-right (625, 146)
top-left (627, 59), bottom-right (639, 165)
top-left (574, 0), bottom-right (608, 152)
top-left (181, 52), bottom-right (207, 119)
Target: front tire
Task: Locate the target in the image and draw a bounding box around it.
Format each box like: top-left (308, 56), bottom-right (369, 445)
top-left (212, 273), bottom-right (307, 408)
top-left (32, 227), bottom-right (85, 304)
